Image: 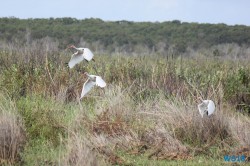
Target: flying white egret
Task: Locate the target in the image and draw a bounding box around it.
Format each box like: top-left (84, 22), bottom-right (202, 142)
top-left (80, 72), bottom-right (106, 99)
top-left (67, 45), bottom-right (94, 68)
top-left (198, 100), bottom-right (215, 118)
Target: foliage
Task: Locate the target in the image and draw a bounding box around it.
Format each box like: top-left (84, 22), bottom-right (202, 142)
top-left (1, 17), bottom-right (250, 53)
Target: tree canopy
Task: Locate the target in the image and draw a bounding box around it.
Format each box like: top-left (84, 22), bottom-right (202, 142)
top-left (0, 17), bottom-right (250, 53)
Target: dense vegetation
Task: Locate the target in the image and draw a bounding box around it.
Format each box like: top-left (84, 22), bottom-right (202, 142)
top-left (1, 17), bottom-right (250, 53)
top-left (0, 45), bottom-right (250, 165)
top-left (0, 17), bottom-right (250, 165)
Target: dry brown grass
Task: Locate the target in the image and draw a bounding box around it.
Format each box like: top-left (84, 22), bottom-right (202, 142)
top-left (59, 87), bottom-right (192, 164)
top-left (57, 85), bottom-right (250, 164)
top-left (1, 81), bottom-right (250, 165)
top-left (136, 98), bottom-right (250, 159)
top-left (228, 113), bottom-right (250, 146)
top-left (0, 92), bottom-right (26, 164)
top-left (61, 133), bottom-right (106, 166)
top-left (0, 45), bottom-right (250, 164)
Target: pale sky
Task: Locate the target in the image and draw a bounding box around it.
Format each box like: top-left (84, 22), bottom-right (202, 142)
top-left (0, 0), bottom-right (249, 25)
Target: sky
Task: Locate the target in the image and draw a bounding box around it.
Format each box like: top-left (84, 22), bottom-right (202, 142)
top-left (0, 0), bottom-right (249, 26)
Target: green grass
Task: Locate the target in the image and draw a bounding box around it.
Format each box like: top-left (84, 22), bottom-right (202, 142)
top-left (0, 49), bottom-right (250, 165)
top-left (115, 150), bottom-right (228, 166)
top-left (20, 139), bottom-right (63, 166)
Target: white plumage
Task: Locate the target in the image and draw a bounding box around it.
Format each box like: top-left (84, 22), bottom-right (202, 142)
top-left (80, 72), bottom-right (106, 99)
top-left (67, 45), bottom-right (94, 68)
top-left (198, 100), bottom-right (215, 118)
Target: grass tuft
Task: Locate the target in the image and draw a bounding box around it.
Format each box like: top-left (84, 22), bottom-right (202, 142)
top-left (0, 92), bottom-right (26, 164)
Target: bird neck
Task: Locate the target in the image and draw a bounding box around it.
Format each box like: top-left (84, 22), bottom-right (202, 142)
top-left (71, 46), bottom-right (79, 51)
top-left (84, 73), bottom-right (90, 78)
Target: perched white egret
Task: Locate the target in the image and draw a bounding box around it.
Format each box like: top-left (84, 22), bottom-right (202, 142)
top-left (80, 72), bottom-right (106, 99)
top-left (67, 45), bottom-right (94, 68)
top-left (198, 100), bottom-right (215, 118)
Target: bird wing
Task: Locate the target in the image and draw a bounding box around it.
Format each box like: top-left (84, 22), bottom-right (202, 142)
top-left (207, 100), bottom-right (215, 116)
top-left (95, 76), bottom-right (106, 88)
top-left (198, 103), bottom-right (205, 118)
top-left (83, 48), bottom-right (94, 61)
top-left (68, 52), bottom-right (84, 68)
top-left (80, 79), bottom-right (96, 99)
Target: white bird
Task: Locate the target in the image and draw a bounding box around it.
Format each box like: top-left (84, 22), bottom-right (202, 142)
top-left (198, 100), bottom-right (215, 118)
top-left (80, 72), bottom-right (106, 99)
top-left (67, 45), bottom-right (94, 68)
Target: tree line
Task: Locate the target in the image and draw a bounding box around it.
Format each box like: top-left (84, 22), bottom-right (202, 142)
top-left (0, 17), bottom-right (250, 53)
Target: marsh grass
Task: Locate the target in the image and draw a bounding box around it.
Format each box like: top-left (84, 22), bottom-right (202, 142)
top-left (0, 46), bottom-right (250, 165)
top-left (0, 92), bottom-right (26, 165)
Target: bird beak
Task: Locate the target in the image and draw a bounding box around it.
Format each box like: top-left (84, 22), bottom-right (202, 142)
top-left (66, 44), bottom-right (74, 49)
